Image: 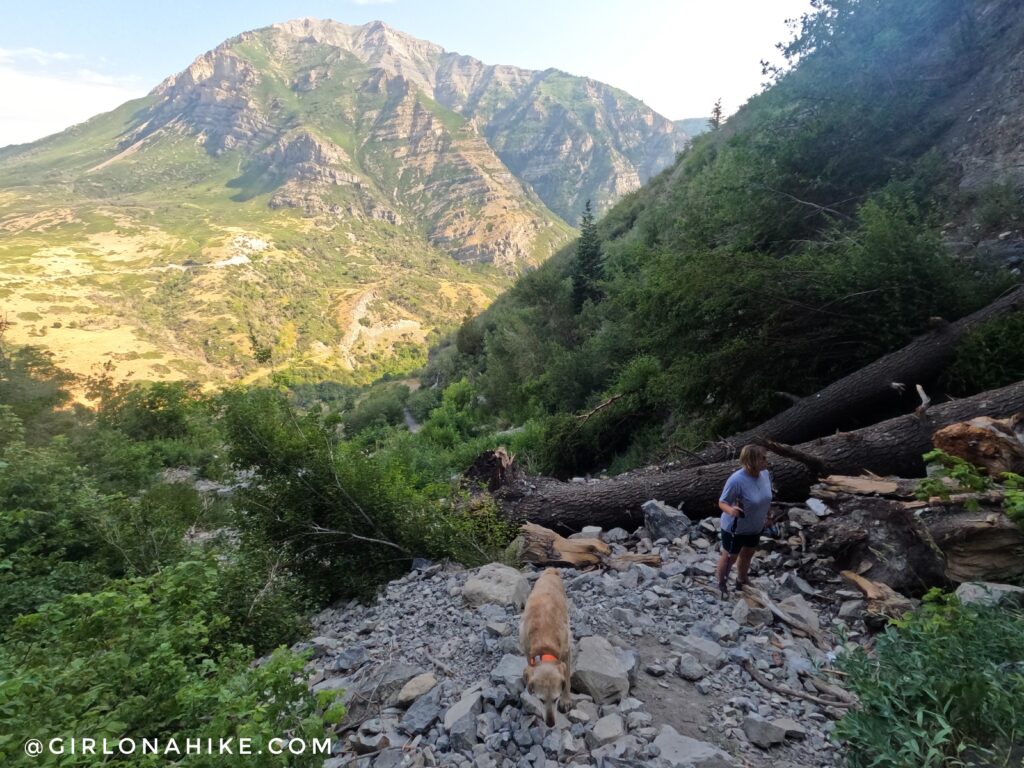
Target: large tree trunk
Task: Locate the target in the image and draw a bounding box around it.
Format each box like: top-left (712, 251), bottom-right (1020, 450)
top-left (678, 285), bottom-right (1024, 468)
top-left (798, 489), bottom-right (1024, 591)
top-left (493, 380), bottom-right (1024, 532)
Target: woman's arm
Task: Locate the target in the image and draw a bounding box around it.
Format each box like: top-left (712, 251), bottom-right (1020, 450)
top-left (718, 499), bottom-right (743, 518)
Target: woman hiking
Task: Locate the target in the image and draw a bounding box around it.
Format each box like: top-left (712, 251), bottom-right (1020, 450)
top-left (715, 444), bottom-right (773, 598)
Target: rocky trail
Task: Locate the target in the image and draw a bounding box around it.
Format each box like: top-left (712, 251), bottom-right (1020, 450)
top-left (299, 497), bottom-right (880, 768)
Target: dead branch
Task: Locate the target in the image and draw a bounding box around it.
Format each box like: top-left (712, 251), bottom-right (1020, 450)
top-left (757, 437), bottom-right (827, 476)
top-left (742, 659), bottom-right (853, 709)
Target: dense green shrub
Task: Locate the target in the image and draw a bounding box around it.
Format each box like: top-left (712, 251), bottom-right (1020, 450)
top-left (837, 591), bottom-right (1024, 767)
top-left (943, 311), bottom-right (1024, 395)
top-left (342, 382), bottom-right (409, 435)
top-left (0, 560), bottom-right (332, 768)
top-left (221, 387), bottom-right (513, 600)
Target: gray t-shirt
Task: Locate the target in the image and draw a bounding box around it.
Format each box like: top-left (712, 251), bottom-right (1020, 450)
top-left (719, 468), bottom-right (772, 535)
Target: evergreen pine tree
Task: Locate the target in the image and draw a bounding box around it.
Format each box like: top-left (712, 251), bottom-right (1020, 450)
top-left (571, 200), bottom-right (602, 311)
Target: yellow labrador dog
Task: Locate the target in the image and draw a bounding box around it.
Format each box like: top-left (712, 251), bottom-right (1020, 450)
top-left (520, 568), bottom-right (572, 726)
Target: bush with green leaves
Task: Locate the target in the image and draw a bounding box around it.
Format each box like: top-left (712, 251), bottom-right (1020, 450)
top-left (342, 382), bottom-right (410, 435)
top-left (943, 311), bottom-right (1024, 396)
top-left (221, 387), bottom-right (514, 600)
top-left (836, 590), bottom-right (1024, 767)
top-left (0, 560), bottom-right (334, 768)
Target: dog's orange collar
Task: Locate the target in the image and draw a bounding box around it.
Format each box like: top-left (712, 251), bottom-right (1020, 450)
top-left (528, 652), bottom-right (560, 667)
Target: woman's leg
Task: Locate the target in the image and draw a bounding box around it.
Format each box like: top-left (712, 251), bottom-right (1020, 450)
top-left (735, 546), bottom-right (757, 584)
top-left (716, 548), bottom-right (736, 591)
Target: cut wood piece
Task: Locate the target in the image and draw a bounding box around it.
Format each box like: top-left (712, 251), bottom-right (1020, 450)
top-left (840, 571), bottom-right (916, 628)
top-left (932, 414), bottom-right (1024, 475)
top-left (518, 523), bottom-right (661, 570)
top-left (520, 523), bottom-right (609, 568)
top-left (489, 380), bottom-right (1024, 532)
top-left (818, 475), bottom-right (901, 496)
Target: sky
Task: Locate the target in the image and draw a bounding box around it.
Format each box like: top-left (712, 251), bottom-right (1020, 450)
top-left (0, 0), bottom-right (813, 148)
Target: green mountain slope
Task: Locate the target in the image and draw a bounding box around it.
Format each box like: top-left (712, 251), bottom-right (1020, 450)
top-left (431, 0), bottom-right (1024, 476)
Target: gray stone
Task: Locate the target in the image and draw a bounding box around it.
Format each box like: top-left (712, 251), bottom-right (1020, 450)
top-left (449, 712), bottom-right (478, 752)
top-left (782, 572), bottom-right (821, 597)
top-left (462, 564), bottom-right (530, 609)
top-left (787, 507), bottom-right (819, 527)
top-left (588, 714), bottom-right (626, 748)
top-left (676, 653), bottom-right (705, 682)
top-left (485, 621), bottom-right (511, 637)
top-left (652, 725), bottom-right (734, 766)
top-left (615, 647), bottom-right (640, 689)
top-left (328, 645), bottom-right (370, 673)
top-left (671, 635), bottom-right (725, 669)
top-left (400, 686), bottom-right (442, 735)
top-left (779, 593), bottom-right (820, 629)
top-left (772, 718), bottom-right (808, 740)
top-left (642, 500), bottom-right (693, 542)
top-left (491, 654), bottom-right (526, 694)
top-left (838, 599), bottom-right (865, 619)
top-left (571, 636), bottom-right (631, 704)
top-left (520, 692), bottom-right (570, 728)
top-left (805, 498), bottom-right (831, 517)
top-left (309, 635), bottom-right (341, 659)
top-left (445, 690), bottom-right (484, 731)
top-left (605, 527), bottom-right (630, 543)
top-left (742, 716), bottom-right (787, 748)
top-left (711, 618), bottom-right (740, 641)
top-left (955, 581), bottom-right (1024, 608)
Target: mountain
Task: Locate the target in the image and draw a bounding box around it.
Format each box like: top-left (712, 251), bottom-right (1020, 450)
top-left (0, 19), bottom-right (690, 384)
top-left (674, 117), bottom-right (710, 138)
top-left (429, 0), bottom-right (1024, 476)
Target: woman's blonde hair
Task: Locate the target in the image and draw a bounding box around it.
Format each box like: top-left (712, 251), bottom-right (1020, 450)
top-left (739, 444), bottom-right (767, 473)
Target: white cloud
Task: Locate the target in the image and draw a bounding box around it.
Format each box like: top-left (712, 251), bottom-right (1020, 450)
top-left (0, 65), bottom-right (146, 147)
top-left (0, 47), bottom-right (74, 66)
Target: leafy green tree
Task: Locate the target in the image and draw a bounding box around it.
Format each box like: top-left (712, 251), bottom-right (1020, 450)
top-left (0, 561), bottom-right (331, 768)
top-left (571, 200), bottom-right (603, 311)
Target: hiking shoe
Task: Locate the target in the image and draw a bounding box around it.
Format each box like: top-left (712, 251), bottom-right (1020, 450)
top-left (718, 579), bottom-right (729, 599)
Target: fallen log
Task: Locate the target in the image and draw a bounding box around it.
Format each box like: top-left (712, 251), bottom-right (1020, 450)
top-left (491, 380), bottom-right (1024, 532)
top-left (676, 285), bottom-right (1024, 467)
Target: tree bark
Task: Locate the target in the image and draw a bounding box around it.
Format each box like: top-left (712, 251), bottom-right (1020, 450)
top-left (493, 379), bottom-right (1024, 532)
top-left (679, 285), bottom-right (1024, 467)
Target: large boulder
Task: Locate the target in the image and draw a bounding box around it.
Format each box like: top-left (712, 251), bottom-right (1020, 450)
top-left (462, 563), bottom-right (530, 608)
top-left (955, 581), bottom-right (1024, 608)
top-left (652, 725), bottom-right (734, 767)
top-left (671, 635), bottom-right (725, 669)
top-left (643, 500), bottom-right (693, 542)
top-left (571, 635), bottom-right (631, 704)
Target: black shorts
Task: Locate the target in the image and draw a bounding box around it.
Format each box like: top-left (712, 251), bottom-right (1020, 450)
top-left (721, 530), bottom-right (760, 554)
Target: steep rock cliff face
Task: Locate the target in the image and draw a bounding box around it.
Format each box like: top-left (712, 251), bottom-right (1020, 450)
top-left (269, 18), bottom-right (691, 222)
